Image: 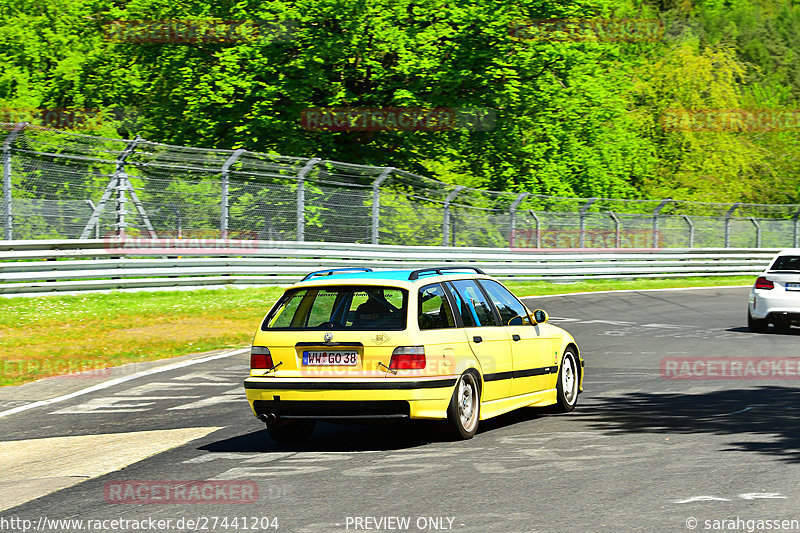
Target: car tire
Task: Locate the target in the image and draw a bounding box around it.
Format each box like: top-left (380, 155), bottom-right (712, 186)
top-left (267, 420), bottom-right (315, 444)
top-left (553, 348), bottom-right (579, 413)
top-left (748, 309), bottom-right (769, 333)
top-left (446, 372), bottom-right (480, 440)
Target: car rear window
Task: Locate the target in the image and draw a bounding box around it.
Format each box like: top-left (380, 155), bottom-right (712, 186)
top-left (770, 255), bottom-right (800, 272)
top-left (263, 286), bottom-right (407, 330)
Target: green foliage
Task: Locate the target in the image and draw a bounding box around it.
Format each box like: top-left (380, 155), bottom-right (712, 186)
top-left (1, 0), bottom-right (800, 205)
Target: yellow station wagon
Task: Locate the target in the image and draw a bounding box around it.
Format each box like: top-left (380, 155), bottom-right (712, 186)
top-left (244, 267), bottom-right (583, 442)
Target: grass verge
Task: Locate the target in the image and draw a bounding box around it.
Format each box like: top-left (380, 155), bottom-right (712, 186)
top-left (0, 276), bottom-right (754, 387)
top-left (504, 275), bottom-right (754, 296)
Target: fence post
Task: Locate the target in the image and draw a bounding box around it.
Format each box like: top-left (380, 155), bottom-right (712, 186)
top-left (371, 167), bottom-right (393, 245)
top-left (81, 135), bottom-right (142, 239)
top-left (724, 203), bottom-right (740, 248)
top-left (607, 211), bottom-right (621, 248)
top-left (3, 123), bottom-right (26, 240)
top-left (528, 210), bottom-right (541, 248)
top-left (220, 149), bottom-right (245, 240)
top-left (749, 217), bottom-right (761, 248)
top-left (85, 200), bottom-right (99, 239)
top-left (115, 136), bottom-right (142, 239)
top-left (682, 215), bottom-right (694, 248)
top-left (579, 198), bottom-right (597, 248)
top-left (793, 209), bottom-right (800, 248)
top-left (116, 174), bottom-right (128, 238)
top-left (295, 158), bottom-right (321, 242)
top-left (652, 199), bottom-right (672, 248)
top-left (509, 193), bottom-right (529, 247)
top-left (442, 186), bottom-right (465, 246)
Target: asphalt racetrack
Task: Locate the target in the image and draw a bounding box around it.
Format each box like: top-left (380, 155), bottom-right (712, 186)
top-left (2, 286), bottom-right (800, 533)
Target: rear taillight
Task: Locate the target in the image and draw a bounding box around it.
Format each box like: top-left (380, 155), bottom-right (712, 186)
top-left (390, 346), bottom-right (426, 370)
top-left (755, 277), bottom-right (774, 290)
top-left (250, 346), bottom-right (273, 369)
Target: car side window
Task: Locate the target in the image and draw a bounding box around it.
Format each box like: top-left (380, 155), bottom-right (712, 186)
top-left (448, 279), bottom-right (499, 327)
top-left (418, 284), bottom-right (456, 330)
top-left (479, 279), bottom-right (529, 325)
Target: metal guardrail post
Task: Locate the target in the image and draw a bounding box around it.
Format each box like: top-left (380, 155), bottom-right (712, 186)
top-left (3, 122), bottom-right (26, 240)
top-left (724, 203), bottom-right (740, 248)
top-left (509, 193), bottom-right (529, 247)
top-left (295, 158), bottom-right (320, 242)
top-left (579, 198), bottom-right (597, 248)
top-left (442, 186), bottom-right (465, 246)
top-left (371, 167), bottom-right (393, 245)
top-left (652, 199), bottom-right (672, 248)
top-left (220, 149), bottom-right (245, 240)
top-left (682, 215), bottom-right (694, 248)
top-left (749, 217), bottom-right (761, 248)
top-left (607, 211), bottom-right (621, 248)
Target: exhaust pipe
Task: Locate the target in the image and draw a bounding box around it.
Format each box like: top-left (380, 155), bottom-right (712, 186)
top-left (258, 413), bottom-right (278, 425)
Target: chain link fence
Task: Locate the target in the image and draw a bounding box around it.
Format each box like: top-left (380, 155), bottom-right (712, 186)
top-left (3, 122), bottom-right (800, 248)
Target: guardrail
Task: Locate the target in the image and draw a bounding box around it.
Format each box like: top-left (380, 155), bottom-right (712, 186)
top-left (0, 239), bottom-right (774, 295)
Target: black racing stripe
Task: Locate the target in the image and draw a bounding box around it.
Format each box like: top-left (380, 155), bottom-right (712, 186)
top-left (484, 371), bottom-right (514, 382)
top-left (244, 378), bottom-right (457, 390)
top-left (513, 366), bottom-right (559, 378)
top-left (484, 366), bottom-right (559, 382)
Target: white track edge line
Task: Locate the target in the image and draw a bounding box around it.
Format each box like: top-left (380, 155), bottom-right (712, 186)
top-left (521, 285), bottom-right (750, 299)
top-left (0, 348), bottom-right (249, 419)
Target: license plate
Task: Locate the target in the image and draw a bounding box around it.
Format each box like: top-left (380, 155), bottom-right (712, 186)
top-left (302, 350), bottom-right (358, 366)
top-left (787, 283), bottom-right (800, 291)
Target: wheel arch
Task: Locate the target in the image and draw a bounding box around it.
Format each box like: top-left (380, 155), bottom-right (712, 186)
top-left (462, 366), bottom-right (484, 396)
top-left (564, 341), bottom-right (582, 392)
top-left (452, 353), bottom-right (484, 395)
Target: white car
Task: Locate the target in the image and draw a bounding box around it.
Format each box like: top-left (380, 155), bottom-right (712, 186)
top-left (748, 249), bottom-right (800, 332)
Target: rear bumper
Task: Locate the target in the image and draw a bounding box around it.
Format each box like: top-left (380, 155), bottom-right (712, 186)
top-left (252, 400), bottom-right (411, 420)
top-left (764, 312), bottom-right (800, 326)
top-left (750, 289), bottom-right (800, 320)
top-left (243, 377), bottom-right (456, 420)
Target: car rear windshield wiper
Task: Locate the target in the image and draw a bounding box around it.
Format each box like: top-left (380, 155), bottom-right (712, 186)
top-left (768, 269), bottom-right (800, 273)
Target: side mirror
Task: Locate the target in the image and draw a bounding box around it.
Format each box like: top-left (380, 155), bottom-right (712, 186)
top-left (508, 316), bottom-right (524, 326)
top-left (531, 309), bottom-right (549, 324)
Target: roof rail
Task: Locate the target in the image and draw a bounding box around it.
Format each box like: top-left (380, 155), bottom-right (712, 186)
top-left (301, 268), bottom-right (373, 282)
top-left (408, 266), bottom-right (486, 281)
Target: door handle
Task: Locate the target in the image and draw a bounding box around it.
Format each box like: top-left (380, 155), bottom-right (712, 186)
top-left (472, 336), bottom-right (482, 343)
top-left (512, 334), bottom-right (521, 342)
